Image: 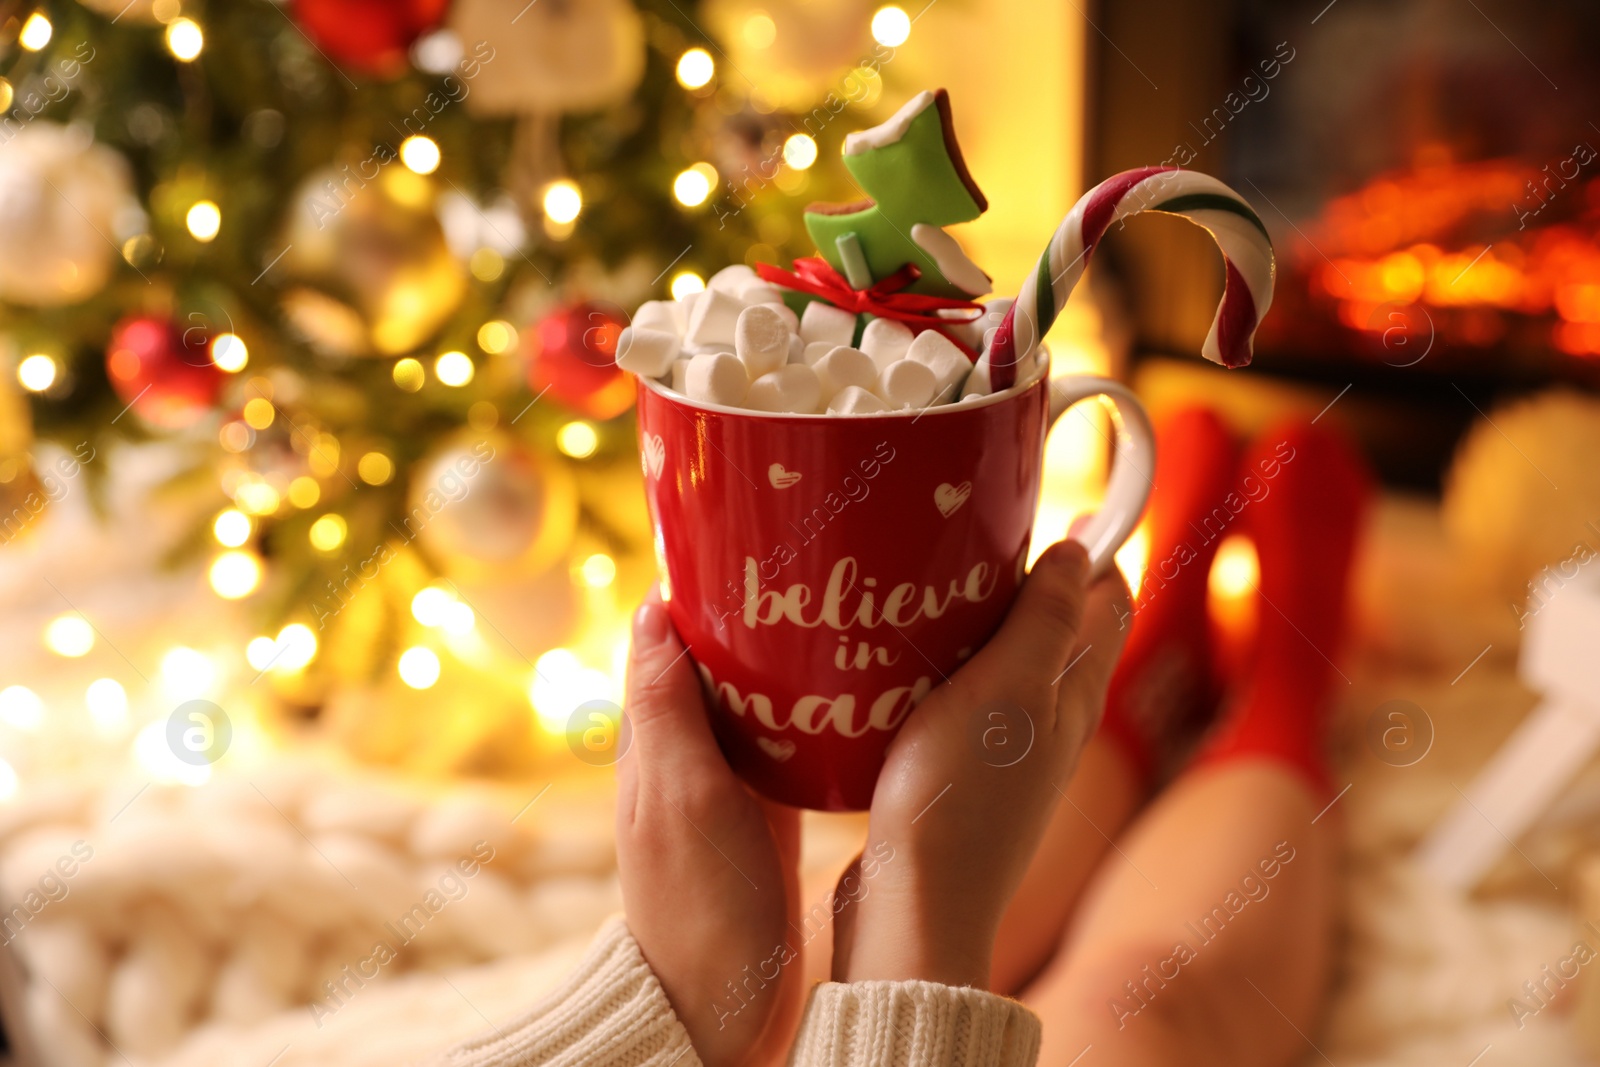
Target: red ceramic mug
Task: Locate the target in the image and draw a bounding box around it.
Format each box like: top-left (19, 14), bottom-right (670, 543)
top-left (635, 354), bottom-right (1155, 810)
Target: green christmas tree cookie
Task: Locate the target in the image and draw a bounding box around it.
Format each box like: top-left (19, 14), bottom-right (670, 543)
top-left (804, 89), bottom-right (992, 298)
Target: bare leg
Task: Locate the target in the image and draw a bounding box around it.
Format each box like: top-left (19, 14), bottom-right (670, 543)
top-left (1025, 759), bottom-right (1336, 1067)
top-left (992, 734), bottom-right (1145, 993)
top-left (995, 409), bottom-right (1245, 993)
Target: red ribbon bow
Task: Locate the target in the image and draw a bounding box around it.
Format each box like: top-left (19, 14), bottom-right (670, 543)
top-left (755, 257), bottom-right (983, 360)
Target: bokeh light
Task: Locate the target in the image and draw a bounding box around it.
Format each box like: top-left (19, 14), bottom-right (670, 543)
top-left (871, 5), bottom-right (911, 46)
top-left (17, 354), bottom-right (57, 392)
top-left (673, 163), bottom-right (717, 207)
top-left (783, 134), bottom-right (819, 170)
top-left (308, 513), bottom-right (347, 553)
top-left (44, 614), bottom-right (95, 658)
top-left (209, 550), bottom-right (263, 599)
top-left (18, 13), bottom-right (52, 52)
top-left (675, 48), bottom-right (714, 89)
top-left (213, 509), bottom-right (251, 547)
top-left (435, 350), bottom-right (475, 386)
top-left (670, 271), bottom-right (705, 299)
top-left (543, 180), bottom-right (582, 224)
top-left (398, 646), bottom-right (441, 689)
top-left (211, 333), bottom-right (248, 372)
top-left (165, 17), bottom-right (203, 61)
top-left (0, 686), bottom-right (44, 731)
top-left (556, 421), bottom-right (599, 459)
top-left (186, 200), bottom-right (221, 241)
top-left (400, 135), bottom-right (441, 175)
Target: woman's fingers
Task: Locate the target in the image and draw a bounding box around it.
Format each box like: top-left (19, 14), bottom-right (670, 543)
top-left (1067, 569), bottom-right (1134, 697)
top-left (617, 592), bottom-right (730, 820)
top-left (956, 539), bottom-right (1092, 700)
top-left (1048, 568), bottom-right (1133, 751)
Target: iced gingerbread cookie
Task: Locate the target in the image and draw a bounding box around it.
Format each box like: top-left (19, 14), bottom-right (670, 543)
top-left (616, 88), bottom-right (1277, 414)
top-left (803, 88), bottom-right (992, 298)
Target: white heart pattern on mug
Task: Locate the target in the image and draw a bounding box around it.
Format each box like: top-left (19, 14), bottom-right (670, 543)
top-left (641, 433), bottom-right (665, 480)
top-left (757, 736), bottom-right (797, 762)
top-left (934, 481), bottom-right (972, 517)
top-left (767, 463), bottom-right (802, 489)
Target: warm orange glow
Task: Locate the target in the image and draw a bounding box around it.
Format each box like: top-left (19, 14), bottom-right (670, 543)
top-left (1554, 321), bottom-right (1600, 357)
top-left (1556, 283), bottom-right (1600, 323)
top-left (1305, 158), bottom-right (1600, 356)
top-left (1208, 534), bottom-right (1259, 663)
top-left (1115, 522), bottom-right (1150, 600)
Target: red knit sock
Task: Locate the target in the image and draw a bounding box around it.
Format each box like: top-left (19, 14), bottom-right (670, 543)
top-left (1190, 419), bottom-right (1371, 795)
top-left (1098, 406), bottom-right (1240, 786)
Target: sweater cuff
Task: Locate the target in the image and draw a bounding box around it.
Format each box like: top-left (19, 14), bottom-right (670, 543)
top-left (433, 917), bottom-right (700, 1067)
top-left (789, 980), bottom-right (1041, 1067)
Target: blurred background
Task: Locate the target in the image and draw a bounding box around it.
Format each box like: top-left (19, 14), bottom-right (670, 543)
top-left (2, 0), bottom-right (1600, 1064)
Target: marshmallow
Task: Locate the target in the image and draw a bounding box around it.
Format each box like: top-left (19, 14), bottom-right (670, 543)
top-left (678, 288), bottom-right (704, 326)
top-left (669, 357), bottom-right (690, 395)
top-left (746, 364), bottom-right (822, 414)
top-left (709, 264), bottom-right (757, 292)
top-left (812, 346), bottom-right (876, 400)
top-left (875, 358), bottom-right (938, 409)
top-left (632, 300), bottom-right (682, 335)
top-left (802, 341), bottom-right (835, 365)
top-left (945, 297), bottom-right (1012, 352)
top-left (860, 317), bottom-right (914, 371)
top-left (906, 329), bottom-right (971, 399)
top-left (615, 326), bottom-right (681, 378)
top-left (827, 385), bottom-right (889, 415)
top-left (961, 354), bottom-right (994, 398)
top-left (788, 334), bottom-right (806, 364)
top-left (685, 352), bottom-right (748, 406)
top-left (684, 289), bottom-right (744, 350)
top-left (800, 301), bottom-right (858, 348)
top-left (734, 304), bottom-right (792, 379)
top-left (737, 279), bottom-right (787, 307)
top-left (766, 301), bottom-right (800, 333)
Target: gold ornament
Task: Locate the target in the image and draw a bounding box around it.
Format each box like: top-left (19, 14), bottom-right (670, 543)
top-left (280, 167), bottom-right (466, 357)
top-left (449, 0), bottom-right (645, 115)
top-left (701, 0), bottom-right (878, 109)
top-left (0, 459), bottom-right (47, 546)
top-left (76, 0), bottom-right (163, 21)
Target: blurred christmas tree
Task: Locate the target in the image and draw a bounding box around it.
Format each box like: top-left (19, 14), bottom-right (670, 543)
top-left (0, 0), bottom-right (894, 735)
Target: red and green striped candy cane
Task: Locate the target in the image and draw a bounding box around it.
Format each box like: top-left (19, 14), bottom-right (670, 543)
top-left (984, 166), bottom-right (1276, 390)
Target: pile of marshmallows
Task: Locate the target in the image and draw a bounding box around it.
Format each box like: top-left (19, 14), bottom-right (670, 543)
top-left (615, 265), bottom-right (1027, 415)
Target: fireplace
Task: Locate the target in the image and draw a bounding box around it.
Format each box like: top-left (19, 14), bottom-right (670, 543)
top-left (1084, 0), bottom-right (1600, 488)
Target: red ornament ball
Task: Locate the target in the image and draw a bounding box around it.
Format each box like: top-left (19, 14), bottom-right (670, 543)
top-left (525, 302), bottom-right (636, 420)
top-left (105, 316), bottom-right (224, 430)
top-left (289, 0), bottom-right (450, 77)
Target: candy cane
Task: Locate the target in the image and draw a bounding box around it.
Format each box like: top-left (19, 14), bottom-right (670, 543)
top-left (985, 167), bottom-right (1275, 390)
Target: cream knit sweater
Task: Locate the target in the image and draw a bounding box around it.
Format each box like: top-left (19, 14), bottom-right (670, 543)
top-left (432, 918), bottom-right (1041, 1067)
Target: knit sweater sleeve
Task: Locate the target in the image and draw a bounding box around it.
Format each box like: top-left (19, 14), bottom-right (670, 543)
top-left (430, 920), bottom-right (1041, 1067)
top-left (787, 980), bottom-right (1042, 1067)
top-left (429, 916), bottom-right (701, 1067)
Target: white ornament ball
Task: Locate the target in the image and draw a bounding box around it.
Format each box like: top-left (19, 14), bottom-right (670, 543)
top-left (0, 123), bottom-right (139, 307)
top-left (408, 433), bottom-right (576, 577)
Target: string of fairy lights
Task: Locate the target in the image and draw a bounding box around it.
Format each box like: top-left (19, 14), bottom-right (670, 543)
top-left (0, 1), bottom-right (931, 789)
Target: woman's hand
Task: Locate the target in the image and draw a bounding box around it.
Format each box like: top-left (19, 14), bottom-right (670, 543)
top-left (615, 593), bottom-right (804, 1067)
top-left (834, 540), bottom-right (1132, 989)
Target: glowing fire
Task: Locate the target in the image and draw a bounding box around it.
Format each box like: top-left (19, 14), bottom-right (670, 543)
top-left (1303, 155), bottom-right (1600, 356)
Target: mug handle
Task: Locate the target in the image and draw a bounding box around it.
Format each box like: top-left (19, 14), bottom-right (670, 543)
top-left (1045, 374), bottom-right (1156, 580)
